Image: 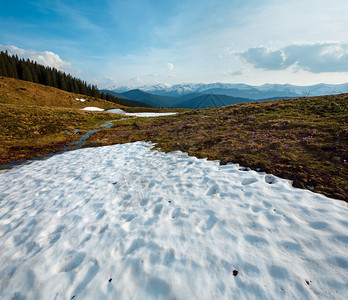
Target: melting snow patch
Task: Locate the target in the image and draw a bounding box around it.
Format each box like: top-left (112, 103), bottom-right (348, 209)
top-left (106, 109), bottom-right (177, 117)
top-left (106, 109), bottom-right (126, 114)
top-left (124, 112), bottom-right (177, 117)
top-left (0, 141), bottom-right (347, 299)
top-left (80, 107), bottom-right (104, 111)
top-left (84, 108), bottom-right (177, 117)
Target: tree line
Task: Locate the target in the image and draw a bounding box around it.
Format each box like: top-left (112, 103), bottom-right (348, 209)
top-left (0, 50), bottom-right (146, 107)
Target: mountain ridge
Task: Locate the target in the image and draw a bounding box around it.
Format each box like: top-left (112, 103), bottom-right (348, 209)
top-left (107, 82), bottom-right (348, 109)
top-left (111, 82), bottom-right (348, 98)
top-left (119, 89), bottom-right (176, 107)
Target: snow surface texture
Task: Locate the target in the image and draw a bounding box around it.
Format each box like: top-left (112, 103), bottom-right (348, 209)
top-left (0, 142), bottom-right (347, 299)
top-left (75, 98), bottom-right (86, 102)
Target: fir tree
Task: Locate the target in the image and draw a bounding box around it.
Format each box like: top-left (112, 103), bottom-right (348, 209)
top-left (22, 65), bottom-right (33, 81)
top-left (58, 74), bottom-right (67, 90)
top-left (0, 55), bottom-right (8, 76)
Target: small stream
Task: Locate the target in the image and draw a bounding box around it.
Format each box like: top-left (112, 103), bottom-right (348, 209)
top-left (65, 118), bottom-right (129, 150)
top-left (0, 119), bottom-right (128, 170)
top-left (1, 112), bottom-right (178, 170)
top-left (67, 111), bottom-right (177, 150)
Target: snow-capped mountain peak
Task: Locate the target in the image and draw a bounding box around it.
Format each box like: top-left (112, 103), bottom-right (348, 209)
top-left (110, 82), bottom-right (348, 99)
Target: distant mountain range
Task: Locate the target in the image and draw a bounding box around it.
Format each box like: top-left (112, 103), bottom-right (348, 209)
top-left (101, 82), bottom-right (348, 109)
top-left (100, 89), bottom-right (155, 108)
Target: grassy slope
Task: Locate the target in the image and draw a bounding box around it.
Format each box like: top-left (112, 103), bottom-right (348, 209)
top-left (0, 77), bottom-right (185, 166)
top-left (0, 77), bottom-right (126, 165)
top-left (0, 76), bottom-right (125, 109)
top-left (85, 95), bottom-right (348, 201)
top-left (0, 104), bottom-right (123, 165)
top-left (0, 76), bottom-right (186, 113)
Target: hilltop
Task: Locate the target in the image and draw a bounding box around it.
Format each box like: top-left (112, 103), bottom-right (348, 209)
top-left (0, 76), bottom-right (124, 109)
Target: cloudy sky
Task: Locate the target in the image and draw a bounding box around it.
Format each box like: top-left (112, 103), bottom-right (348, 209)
top-left (1, 0), bottom-right (348, 88)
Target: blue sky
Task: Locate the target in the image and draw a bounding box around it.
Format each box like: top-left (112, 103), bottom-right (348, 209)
top-left (1, 0), bottom-right (348, 88)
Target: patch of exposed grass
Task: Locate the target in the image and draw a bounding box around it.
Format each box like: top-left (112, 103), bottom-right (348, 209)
top-left (0, 103), bottom-right (120, 165)
top-left (86, 94), bottom-right (348, 201)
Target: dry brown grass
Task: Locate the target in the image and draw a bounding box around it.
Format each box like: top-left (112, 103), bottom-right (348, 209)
top-left (0, 76), bottom-right (124, 110)
top-left (0, 76), bottom-right (128, 166)
top-left (0, 103), bottom-right (124, 166)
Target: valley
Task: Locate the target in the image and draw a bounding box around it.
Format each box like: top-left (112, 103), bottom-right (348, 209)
top-left (1, 76), bottom-right (346, 200)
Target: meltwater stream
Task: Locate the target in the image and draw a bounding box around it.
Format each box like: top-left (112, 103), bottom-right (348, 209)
top-left (0, 111), bottom-right (178, 170)
top-left (69, 109), bottom-right (178, 150)
top-left (0, 119), bottom-right (125, 170)
top-left (68, 119), bottom-right (125, 150)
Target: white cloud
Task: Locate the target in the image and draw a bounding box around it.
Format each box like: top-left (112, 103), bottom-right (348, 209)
top-left (88, 76), bottom-right (120, 90)
top-left (239, 42), bottom-right (348, 73)
top-left (123, 0), bottom-right (348, 85)
top-left (239, 47), bottom-right (287, 70)
top-left (230, 70), bottom-right (244, 76)
top-left (0, 45), bottom-right (73, 72)
top-left (167, 62), bottom-right (174, 71)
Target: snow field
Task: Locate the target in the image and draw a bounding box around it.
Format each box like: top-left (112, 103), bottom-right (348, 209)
top-left (80, 107), bottom-right (177, 117)
top-left (122, 112), bottom-right (178, 117)
top-left (0, 141), bottom-right (347, 299)
top-left (80, 107), bottom-right (105, 111)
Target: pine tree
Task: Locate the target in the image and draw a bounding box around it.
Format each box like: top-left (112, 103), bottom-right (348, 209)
top-left (11, 58), bottom-right (19, 79)
top-left (0, 54), bottom-right (8, 76)
top-left (16, 60), bottom-right (25, 80)
top-left (41, 68), bottom-right (53, 86)
top-left (22, 65), bottom-right (33, 82)
top-left (66, 76), bottom-right (74, 92)
top-left (51, 69), bottom-right (58, 88)
top-left (58, 74), bottom-right (67, 90)
top-left (91, 85), bottom-right (100, 98)
top-left (31, 63), bottom-right (39, 83)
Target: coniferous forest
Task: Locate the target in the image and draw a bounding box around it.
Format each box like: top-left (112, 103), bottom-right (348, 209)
top-left (0, 51), bottom-right (149, 107)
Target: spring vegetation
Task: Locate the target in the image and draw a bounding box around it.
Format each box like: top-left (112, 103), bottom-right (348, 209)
top-left (0, 73), bottom-right (347, 201)
top-left (0, 76), bottom-right (122, 164)
top-left (86, 95), bottom-right (348, 201)
top-left (0, 76), bottom-right (182, 165)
